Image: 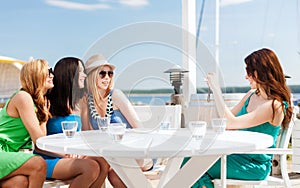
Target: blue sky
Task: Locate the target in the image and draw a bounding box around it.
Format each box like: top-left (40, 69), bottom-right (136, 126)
top-left (1, 0), bottom-right (299, 90)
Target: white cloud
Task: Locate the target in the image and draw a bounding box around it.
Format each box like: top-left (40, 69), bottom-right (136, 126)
top-left (45, 0), bottom-right (111, 10)
top-left (45, 0), bottom-right (150, 10)
top-left (118, 0), bottom-right (149, 7)
top-left (220, 0), bottom-right (252, 7)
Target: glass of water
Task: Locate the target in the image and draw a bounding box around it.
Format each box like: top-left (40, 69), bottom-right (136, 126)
top-left (96, 116), bottom-right (110, 132)
top-left (61, 121), bottom-right (78, 138)
top-left (108, 123), bottom-right (126, 142)
top-left (211, 118), bottom-right (227, 133)
top-left (189, 121), bottom-right (207, 140)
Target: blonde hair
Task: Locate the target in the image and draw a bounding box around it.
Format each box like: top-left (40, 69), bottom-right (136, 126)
top-left (87, 65), bottom-right (114, 110)
top-left (20, 59), bottom-right (51, 123)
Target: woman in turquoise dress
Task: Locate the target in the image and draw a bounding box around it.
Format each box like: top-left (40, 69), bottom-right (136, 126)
top-left (0, 59), bottom-right (53, 187)
top-left (183, 48), bottom-right (293, 188)
top-left (35, 57), bottom-right (109, 188)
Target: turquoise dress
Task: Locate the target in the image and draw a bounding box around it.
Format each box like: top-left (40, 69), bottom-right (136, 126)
top-left (34, 114), bottom-right (82, 178)
top-left (182, 93), bottom-right (285, 188)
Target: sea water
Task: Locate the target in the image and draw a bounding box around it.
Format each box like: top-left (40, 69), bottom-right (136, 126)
top-left (128, 94), bottom-right (300, 106)
top-left (128, 95), bottom-right (170, 105)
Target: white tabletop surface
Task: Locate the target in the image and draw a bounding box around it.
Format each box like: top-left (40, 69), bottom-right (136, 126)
top-left (37, 128), bottom-right (273, 158)
top-left (37, 128), bottom-right (273, 188)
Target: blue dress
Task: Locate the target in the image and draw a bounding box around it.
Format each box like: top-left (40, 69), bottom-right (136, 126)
top-left (34, 114), bottom-right (82, 178)
top-left (182, 92), bottom-right (286, 188)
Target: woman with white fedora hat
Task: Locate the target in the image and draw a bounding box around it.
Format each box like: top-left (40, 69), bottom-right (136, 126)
top-left (81, 54), bottom-right (155, 187)
top-left (81, 54), bottom-right (143, 130)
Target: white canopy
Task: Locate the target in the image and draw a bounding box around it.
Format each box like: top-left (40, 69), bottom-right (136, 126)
top-left (0, 56), bottom-right (26, 100)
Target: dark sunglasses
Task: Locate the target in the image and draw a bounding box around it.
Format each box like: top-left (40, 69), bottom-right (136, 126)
top-left (48, 68), bottom-right (54, 76)
top-left (99, 70), bottom-right (113, 78)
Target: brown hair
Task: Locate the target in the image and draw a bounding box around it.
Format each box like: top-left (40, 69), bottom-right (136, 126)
top-left (245, 48), bottom-right (292, 128)
top-left (20, 59), bottom-right (51, 123)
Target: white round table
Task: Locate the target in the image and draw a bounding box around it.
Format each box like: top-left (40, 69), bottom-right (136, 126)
top-left (37, 129), bottom-right (273, 188)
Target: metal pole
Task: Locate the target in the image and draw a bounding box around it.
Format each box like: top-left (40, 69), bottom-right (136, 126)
top-left (182, 0), bottom-right (197, 105)
top-left (215, 0), bottom-right (220, 80)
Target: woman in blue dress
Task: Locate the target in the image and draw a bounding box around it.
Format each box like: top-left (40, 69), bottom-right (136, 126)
top-left (35, 57), bottom-right (109, 188)
top-left (183, 48), bottom-right (293, 188)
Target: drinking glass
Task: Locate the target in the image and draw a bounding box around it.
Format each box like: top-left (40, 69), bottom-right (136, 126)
top-left (211, 118), bottom-right (227, 133)
top-left (160, 122), bottom-right (170, 130)
top-left (61, 121), bottom-right (78, 138)
top-left (108, 123), bottom-right (126, 142)
top-left (96, 116), bottom-right (110, 132)
top-left (189, 121), bottom-right (207, 140)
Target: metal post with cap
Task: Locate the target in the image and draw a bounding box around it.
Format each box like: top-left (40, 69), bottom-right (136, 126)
top-left (164, 65), bottom-right (189, 127)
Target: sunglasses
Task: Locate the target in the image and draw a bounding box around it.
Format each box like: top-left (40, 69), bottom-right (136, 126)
top-left (99, 70), bottom-right (114, 78)
top-left (48, 68), bottom-right (54, 76)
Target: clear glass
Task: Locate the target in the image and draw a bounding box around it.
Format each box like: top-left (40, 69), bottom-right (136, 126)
top-left (61, 121), bottom-right (78, 138)
top-left (108, 123), bottom-right (126, 142)
top-left (211, 118), bottom-right (227, 133)
top-left (188, 121), bottom-right (207, 140)
top-left (96, 116), bottom-right (110, 132)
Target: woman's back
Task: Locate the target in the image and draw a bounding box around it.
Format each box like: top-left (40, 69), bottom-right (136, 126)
top-left (0, 91), bottom-right (32, 152)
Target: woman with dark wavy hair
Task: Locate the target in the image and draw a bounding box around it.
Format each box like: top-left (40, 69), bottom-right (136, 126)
top-left (183, 48), bottom-right (293, 188)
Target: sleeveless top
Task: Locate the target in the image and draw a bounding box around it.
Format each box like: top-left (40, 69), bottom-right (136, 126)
top-left (88, 90), bottom-right (132, 129)
top-left (237, 92), bottom-right (288, 162)
top-left (34, 114), bottom-right (82, 163)
top-left (0, 91), bottom-right (32, 152)
top-left (47, 114), bottom-right (82, 135)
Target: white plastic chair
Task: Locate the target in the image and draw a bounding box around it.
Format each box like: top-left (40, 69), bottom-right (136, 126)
top-left (133, 105), bottom-right (182, 180)
top-left (43, 180), bottom-right (106, 188)
top-left (133, 105), bottom-right (182, 129)
top-left (214, 106), bottom-right (298, 188)
top-left (43, 180), bottom-right (72, 188)
top-left (185, 93), bottom-right (244, 128)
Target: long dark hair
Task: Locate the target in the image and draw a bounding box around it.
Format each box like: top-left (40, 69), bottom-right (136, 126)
top-left (245, 48), bottom-right (292, 128)
top-left (48, 57), bottom-right (87, 116)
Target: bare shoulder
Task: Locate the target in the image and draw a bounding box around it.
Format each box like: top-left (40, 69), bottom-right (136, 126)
top-left (244, 89), bottom-right (255, 98)
top-left (111, 89), bottom-right (131, 108)
top-left (79, 94), bottom-right (88, 105)
top-left (112, 89), bottom-right (127, 100)
top-left (267, 99), bottom-right (285, 125)
top-left (230, 90), bottom-right (254, 115)
top-left (112, 88), bottom-right (124, 95)
top-left (12, 90), bottom-right (34, 106)
top-left (259, 99), bottom-right (284, 116)
top-left (239, 90), bottom-right (253, 104)
top-left (7, 91), bottom-right (35, 117)
top-left (273, 99), bottom-right (285, 112)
